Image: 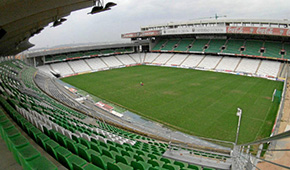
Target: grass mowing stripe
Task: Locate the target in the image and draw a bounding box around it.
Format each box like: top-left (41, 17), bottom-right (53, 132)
top-left (62, 65), bottom-right (283, 143)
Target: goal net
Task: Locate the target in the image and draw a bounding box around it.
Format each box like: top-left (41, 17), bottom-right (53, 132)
top-left (272, 89), bottom-right (282, 103)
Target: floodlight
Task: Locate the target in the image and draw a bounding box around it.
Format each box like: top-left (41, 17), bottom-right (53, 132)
top-left (105, 2), bottom-right (117, 9)
top-left (88, 6), bottom-right (104, 14)
top-left (52, 18), bottom-right (67, 27)
top-left (88, 1), bottom-right (116, 14)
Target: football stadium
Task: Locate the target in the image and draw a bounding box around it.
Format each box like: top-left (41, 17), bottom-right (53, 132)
top-left (1, 1), bottom-right (290, 170)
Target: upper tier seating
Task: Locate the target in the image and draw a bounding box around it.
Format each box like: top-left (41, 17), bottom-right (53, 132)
top-left (161, 39), bottom-right (179, 51)
top-left (174, 39), bottom-right (193, 52)
top-left (204, 39), bottom-right (226, 53)
top-left (152, 40), bottom-right (167, 51)
top-left (283, 43), bottom-right (290, 59)
top-left (215, 57), bottom-right (241, 71)
top-left (263, 41), bottom-right (283, 58)
top-left (198, 56), bottom-right (222, 69)
top-left (50, 62), bottom-right (74, 76)
top-left (84, 51), bottom-right (100, 56)
top-left (188, 39), bottom-right (210, 52)
top-left (235, 58), bottom-right (261, 74)
top-left (243, 40), bottom-right (263, 56)
top-left (68, 60), bottom-right (91, 73)
top-left (222, 39), bottom-right (245, 54)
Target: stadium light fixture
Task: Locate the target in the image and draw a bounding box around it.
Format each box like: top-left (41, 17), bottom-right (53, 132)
top-left (235, 108), bottom-right (242, 145)
top-left (52, 18), bottom-right (67, 27)
top-left (88, 0), bottom-right (116, 14)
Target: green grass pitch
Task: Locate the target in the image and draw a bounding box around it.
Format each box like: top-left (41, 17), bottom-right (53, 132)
top-left (62, 65), bottom-right (283, 144)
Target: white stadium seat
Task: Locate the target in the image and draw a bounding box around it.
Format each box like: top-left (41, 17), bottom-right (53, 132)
top-left (235, 58), bottom-right (261, 74)
top-left (198, 55), bottom-right (222, 69)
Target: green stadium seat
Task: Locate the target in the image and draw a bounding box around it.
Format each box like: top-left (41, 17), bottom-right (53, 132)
top-left (107, 162), bottom-right (134, 170)
top-left (160, 157), bottom-right (173, 164)
top-left (92, 154), bottom-right (114, 169)
top-left (131, 160), bottom-right (152, 170)
top-left (65, 154), bottom-right (87, 170)
top-left (17, 144), bottom-right (41, 167)
top-left (80, 137), bottom-right (91, 149)
top-left (23, 156), bottom-right (58, 170)
top-left (148, 166), bottom-right (167, 170)
top-left (36, 133), bottom-right (50, 150)
top-left (56, 132), bottom-right (68, 147)
top-left (174, 160), bottom-right (188, 168)
top-left (90, 142), bottom-right (102, 154)
top-left (187, 164), bottom-right (202, 170)
top-left (72, 163), bottom-right (101, 170)
top-left (77, 144), bottom-right (90, 161)
top-left (45, 139), bottom-right (60, 159)
top-left (162, 163), bottom-right (181, 170)
top-left (8, 135), bottom-right (30, 164)
top-left (28, 127), bottom-right (42, 141)
top-left (148, 159), bottom-right (165, 168)
top-left (66, 138), bottom-right (78, 154)
top-left (203, 167), bottom-right (215, 170)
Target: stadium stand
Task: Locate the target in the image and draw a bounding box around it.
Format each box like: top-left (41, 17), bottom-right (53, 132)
top-left (263, 41), bottom-right (283, 59)
top-left (215, 57), bottom-right (241, 71)
top-left (256, 60), bottom-right (281, 77)
top-left (181, 55), bottom-right (205, 67)
top-left (152, 39), bottom-right (168, 51)
top-left (67, 53), bottom-right (82, 59)
top-left (204, 39), bottom-right (226, 53)
top-left (37, 65), bottom-right (54, 76)
top-left (222, 39), bottom-right (245, 54)
top-left (84, 51), bottom-right (101, 57)
top-left (85, 58), bottom-right (108, 71)
top-left (50, 62), bottom-right (74, 76)
top-left (166, 54), bottom-right (189, 66)
top-left (283, 42), bottom-right (290, 59)
top-left (188, 39), bottom-right (210, 52)
top-left (129, 53), bottom-right (145, 63)
top-left (45, 55), bottom-right (67, 62)
top-left (0, 59), bottom-right (234, 170)
top-left (101, 56), bottom-right (123, 67)
top-left (144, 53), bottom-right (160, 63)
top-left (198, 56), bottom-right (222, 69)
top-left (116, 54), bottom-right (137, 65)
top-left (161, 39), bottom-right (179, 51)
top-left (243, 40), bottom-right (263, 56)
top-left (174, 39), bottom-right (194, 52)
top-left (100, 49), bottom-right (115, 55)
top-left (152, 53), bottom-right (174, 64)
top-left (235, 58), bottom-right (261, 74)
top-left (68, 60), bottom-right (91, 73)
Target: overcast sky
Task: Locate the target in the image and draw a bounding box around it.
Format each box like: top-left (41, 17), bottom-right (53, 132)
top-left (30, 0), bottom-right (290, 49)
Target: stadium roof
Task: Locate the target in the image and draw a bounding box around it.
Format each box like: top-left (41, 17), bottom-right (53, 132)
top-left (0, 0), bottom-right (95, 56)
top-left (141, 19), bottom-right (290, 31)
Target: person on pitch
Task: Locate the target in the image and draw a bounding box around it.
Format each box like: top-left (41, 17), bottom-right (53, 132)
top-left (140, 81), bottom-right (144, 86)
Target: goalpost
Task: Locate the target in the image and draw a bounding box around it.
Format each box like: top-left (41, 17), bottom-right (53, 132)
top-left (272, 89), bottom-right (277, 102)
top-left (272, 89), bottom-right (282, 103)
